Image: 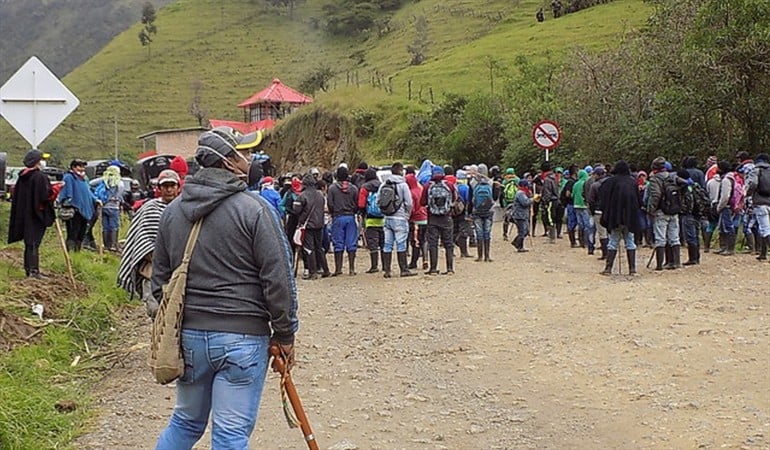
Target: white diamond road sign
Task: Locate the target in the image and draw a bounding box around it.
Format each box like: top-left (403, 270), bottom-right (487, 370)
top-left (0, 56), bottom-right (80, 149)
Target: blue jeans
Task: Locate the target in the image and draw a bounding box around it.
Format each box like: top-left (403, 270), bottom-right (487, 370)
top-left (102, 207), bottom-right (120, 232)
top-left (653, 212), bottom-right (680, 247)
top-left (718, 208), bottom-right (736, 235)
top-left (331, 215), bottom-right (358, 252)
top-left (607, 227), bottom-right (636, 251)
top-left (576, 208), bottom-right (595, 251)
top-left (565, 204), bottom-right (577, 231)
top-left (155, 330), bottom-right (270, 450)
top-left (383, 217), bottom-right (409, 252)
top-left (473, 216), bottom-right (493, 241)
top-left (755, 205), bottom-right (770, 238)
top-left (682, 214), bottom-right (699, 246)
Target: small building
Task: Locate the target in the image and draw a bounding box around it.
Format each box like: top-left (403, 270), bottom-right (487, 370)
top-left (136, 126), bottom-right (207, 159)
top-left (237, 78), bottom-right (313, 123)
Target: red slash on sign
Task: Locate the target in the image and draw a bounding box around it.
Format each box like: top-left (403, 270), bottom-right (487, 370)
top-left (532, 120), bottom-right (561, 150)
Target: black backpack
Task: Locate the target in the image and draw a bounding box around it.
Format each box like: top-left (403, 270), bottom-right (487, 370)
top-left (660, 176), bottom-right (682, 215)
top-left (757, 167), bottom-right (770, 196)
top-left (377, 180), bottom-right (402, 216)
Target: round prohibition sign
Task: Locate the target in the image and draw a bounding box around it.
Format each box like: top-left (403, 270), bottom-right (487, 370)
top-left (532, 120), bottom-right (561, 150)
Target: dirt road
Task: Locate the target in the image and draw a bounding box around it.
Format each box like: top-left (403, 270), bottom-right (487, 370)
top-left (75, 233), bottom-right (770, 449)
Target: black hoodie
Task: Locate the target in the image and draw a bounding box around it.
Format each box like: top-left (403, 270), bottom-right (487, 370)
top-left (152, 167), bottom-right (298, 344)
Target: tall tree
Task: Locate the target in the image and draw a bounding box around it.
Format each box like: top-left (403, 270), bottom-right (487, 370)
top-left (138, 2), bottom-right (158, 58)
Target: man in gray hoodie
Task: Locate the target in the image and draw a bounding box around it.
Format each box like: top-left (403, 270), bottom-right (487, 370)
top-left (152, 127), bottom-right (298, 449)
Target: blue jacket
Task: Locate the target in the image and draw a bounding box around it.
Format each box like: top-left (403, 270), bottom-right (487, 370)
top-left (58, 171), bottom-right (97, 220)
top-left (260, 188), bottom-right (284, 217)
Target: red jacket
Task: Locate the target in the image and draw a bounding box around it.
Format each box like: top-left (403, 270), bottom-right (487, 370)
top-left (406, 174), bottom-right (427, 222)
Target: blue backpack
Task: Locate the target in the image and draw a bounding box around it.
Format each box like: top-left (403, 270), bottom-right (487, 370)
top-left (366, 190), bottom-right (384, 218)
top-left (473, 182), bottom-right (494, 213)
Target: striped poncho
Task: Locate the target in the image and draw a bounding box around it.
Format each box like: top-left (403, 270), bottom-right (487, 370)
top-left (117, 199), bottom-right (167, 297)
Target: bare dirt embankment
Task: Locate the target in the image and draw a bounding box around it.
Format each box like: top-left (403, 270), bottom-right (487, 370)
top-left (74, 229), bottom-right (770, 450)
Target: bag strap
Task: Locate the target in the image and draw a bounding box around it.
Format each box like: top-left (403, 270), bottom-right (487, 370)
top-left (181, 219), bottom-right (204, 265)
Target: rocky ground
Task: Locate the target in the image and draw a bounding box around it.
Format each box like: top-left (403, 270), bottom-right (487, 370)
top-left (73, 228), bottom-right (769, 450)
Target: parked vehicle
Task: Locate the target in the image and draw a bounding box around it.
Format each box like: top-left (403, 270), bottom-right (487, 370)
top-left (133, 154), bottom-right (174, 191)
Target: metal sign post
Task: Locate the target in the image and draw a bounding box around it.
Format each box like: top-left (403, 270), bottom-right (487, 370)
top-left (532, 120), bottom-right (561, 162)
top-left (0, 56), bottom-right (80, 149)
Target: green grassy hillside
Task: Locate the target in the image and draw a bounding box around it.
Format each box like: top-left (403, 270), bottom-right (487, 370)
top-left (0, 0), bottom-right (651, 165)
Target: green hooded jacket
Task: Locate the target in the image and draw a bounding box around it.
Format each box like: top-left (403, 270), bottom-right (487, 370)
top-left (572, 170), bottom-right (589, 209)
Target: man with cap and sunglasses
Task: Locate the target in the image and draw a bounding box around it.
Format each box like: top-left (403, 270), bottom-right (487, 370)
top-left (8, 150), bottom-right (58, 278)
top-left (58, 158), bottom-right (100, 252)
top-left (152, 127), bottom-right (298, 449)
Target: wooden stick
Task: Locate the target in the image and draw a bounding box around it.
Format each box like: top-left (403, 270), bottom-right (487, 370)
top-left (54, 218), bottom-right (77, 288)
top-left (95, 205), bottom-right (104, 258)
top-left (270, 345), bottom-right (319, 450)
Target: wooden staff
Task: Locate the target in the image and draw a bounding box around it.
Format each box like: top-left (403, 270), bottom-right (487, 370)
top-left (95, 204), bottom-right (103, 257)
top-left (54, 218), bottom-right (76, 288)
top-left (270, 345), bottom-right (319, 450)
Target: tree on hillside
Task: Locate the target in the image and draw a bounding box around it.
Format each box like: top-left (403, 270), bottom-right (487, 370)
top-left (138, 2), bottom-right (158, 58)
top-left (265, 0), bottom-right (307, 20)
top-left (188, 79), bottom-right (208, 127)
top-left (407, 16), bottom-right (430, 66)
top-left (299, 65), bottom-right (334, 94)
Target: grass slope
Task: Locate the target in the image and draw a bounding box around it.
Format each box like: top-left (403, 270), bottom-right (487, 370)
top-left (0, 0), bottom-right (651, 165)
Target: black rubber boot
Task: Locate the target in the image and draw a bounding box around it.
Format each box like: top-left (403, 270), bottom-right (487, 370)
top-left (66, 240), bottom-right (76, 252)
top-left (683, 245), bottom-right (700, 265)
top-left (475, 242), bottom-right (483, 262)
top-left (28, 246), bottom-right (42, 278)
top-left (627, 249), bottom-right (637, 274)
top-left (721, 235), bottom-right (736, 256)
top-left (426, 247), bottom-right (439, 275)
top-left (503, 222), bottom-right (509, 241)
top-left (457, 237), bottom-right (470, 258)
top-left (655, 247), bottom-right (665, 271)
top-left (382, 252), bottom-right (393, 278)
top-left (667, 245), bottom-right (681, 269)
top-left (601, 250), bottom-right (617, 275)
top-left (598, 238), bottom-right (608, 260)
top-left (442, 251), bottom-right (454, 275)
top-left (568, 230), bottom-right (577, 248)
top-left (703, 231), bottom-right (713, 253)
top-left (366, 251), bottom-right (379, 273)
top-left (517, 236), bottom-right (529, 252)
top-left (348, 251), bottom-right (356, 275)
top-left (578, 229), bottom-right (585, 248)
top-left (483, 240), bottom-right (492, 262)
top-left (757, 236), bottom-right (769, 261)
top-left (408, 247), bottom-right (420, 269)
top-left (332, 252), bottom-right (343, 276)
top-left (714, 233), bottom-right (727, 254)
top-left (398, 252), bottom-right (416, 277)
top-left (663, 244), bottom-right (673, 269)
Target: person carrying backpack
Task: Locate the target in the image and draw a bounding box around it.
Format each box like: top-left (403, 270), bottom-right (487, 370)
top-left (356, 168), bottom-right (384, 273)
top-left (377, 162), bottom-right (416, 278)
top-left (452, 169), bottom-right (472, 259)
top-left (420, 165), bottom-right (458, 275)
top-left (714, 160), bottom-right (738, 256)
top-left (470, 176), bottom-right (495, 262)
top-left (746, 153), bottom-right (770, 261)
top-left (501, 168), bottom-right (518, 241)
top-left (328, 165), bottom-right (360, 275)
top-left (646, 156), bottom-right (690, 270)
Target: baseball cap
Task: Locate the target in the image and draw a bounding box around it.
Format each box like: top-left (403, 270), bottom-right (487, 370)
top-left (24, 149), bottom-right (50, 168)
top-left (261, 176), bottom-right (274, 185)
top-left (157, 169), bottom-right (180, 185)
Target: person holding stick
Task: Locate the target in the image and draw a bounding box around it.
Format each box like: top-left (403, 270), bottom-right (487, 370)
top-left (7, 150), bottom-right (58, 278)
top-left (152, 127), bottom-right (298, 449)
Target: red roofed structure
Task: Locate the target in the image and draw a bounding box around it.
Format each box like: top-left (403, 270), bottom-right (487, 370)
top-left (237, 78), bottom-right (313, 123)
top-left (208, 119), bottom-right (275, 134)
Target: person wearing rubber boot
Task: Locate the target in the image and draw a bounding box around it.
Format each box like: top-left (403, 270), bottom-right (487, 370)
top-left (599, 160), bottom-right (641, 275)
top-left (573, 169), bottom-right (595, 255)
top-left (379, 162), bottom-right (416, 278)
top-left (93, 165), bottom-right (125, 252)
top-left (357, 168), bottom-right (384, 273)
top-left (540, 162), bottom-right (560, 244)
top-left (328, 165), bottom-right (359, 275)
top-left (714, 161), bottom-right (738, 256)
top-left (511, 179), bottom-right (535, 252)
top-left (8, 150), bottom-right (57, 278)
top-left (421, 165), bottom-right (458, 275)
top-left (406, 170), bottom-right (428, 270)
top-left (746, 153), bottom-right (770, 262)
top-left (294, 173), bottom-right (329, 279)
top-left (646, 157), bottom-right (688, 270)
top-left (58, 158), bottom-right (99, 252)
top-left (470, 175), bottom-right (495, 262)
top-left (587, 166), bottom-right (609, 259)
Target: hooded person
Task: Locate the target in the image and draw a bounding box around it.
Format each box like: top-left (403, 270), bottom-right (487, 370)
top-left (540, 161), bottom-right (560, 243)
top-left (350, 161), bottom-right (369, 188)
top-left (745, 154), bottom-right (770, 261)
top-left (293, 173), bottom-right (329, 279)
top-left (405, 171), bottom-right (428, 270)
top-left (93, 165), bottom-right (125, 251)
top-left (169, 155), bottom-right (189, 186)
top-left (572, 169), bottom-right (594, 253)
top-left (420, 165), bottom-right (458, 275)
top-left (357, 167), bottom-right (385, 273)
top-left (510, 178), bottom-right (535, 252)
top-left (417, 159), bottom-right (434, 186)
top-left (118, 169), bottom-right (181, 316)
top-left (327, 165), bottom-right (360, 275)
top-left (152, 127), bottom-right (298, 448)
top-left (259, 176), bottom-right (283, 218)
top-left (8, 150), bottom-right (57, 278)
top-left (598, 160), bottom-right (642, 275)
top-left (646, 156), bottom-right (690, 269)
